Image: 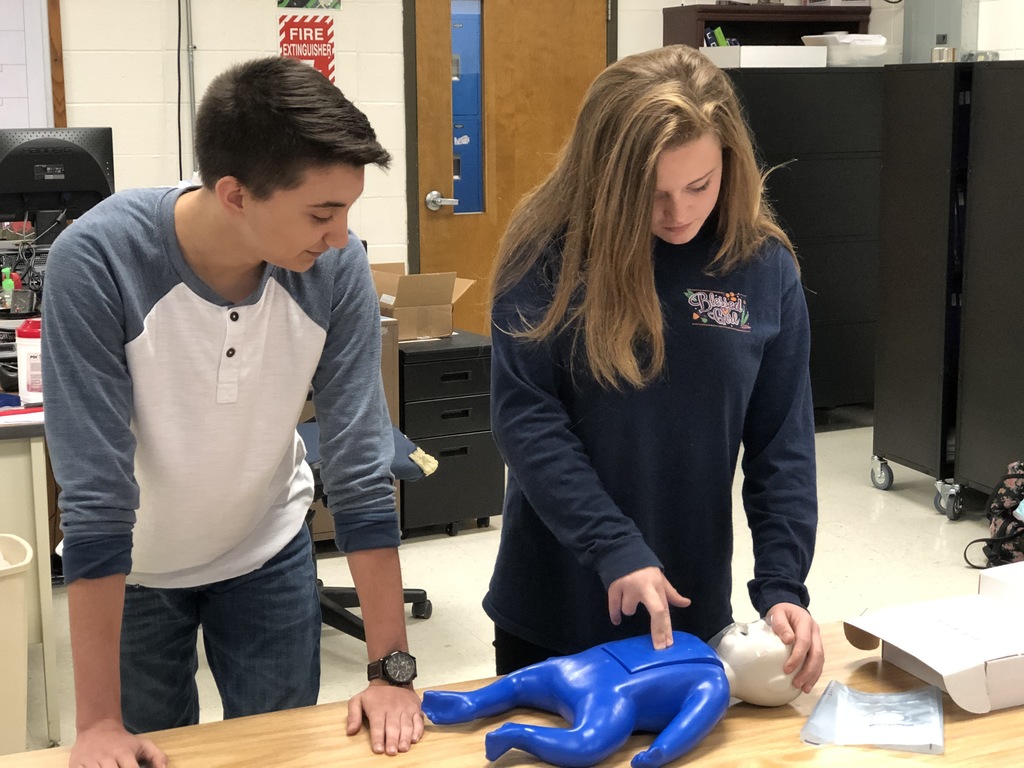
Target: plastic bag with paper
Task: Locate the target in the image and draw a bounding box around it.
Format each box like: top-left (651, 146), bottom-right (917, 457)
top-left (801, 680), bottom-right (944, 755)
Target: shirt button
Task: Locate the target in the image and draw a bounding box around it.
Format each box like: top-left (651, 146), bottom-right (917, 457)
top-left (226, 348), bottom-right (236, 358)
top-left (229, 311), bottom-right (239, 321)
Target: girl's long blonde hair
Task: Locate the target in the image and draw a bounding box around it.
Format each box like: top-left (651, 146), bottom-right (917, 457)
top-left (491, 45), bottom-right (794, 390)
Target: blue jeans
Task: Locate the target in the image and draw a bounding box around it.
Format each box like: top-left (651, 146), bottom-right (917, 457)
top-left (120, 526), bottom-right (321, 732)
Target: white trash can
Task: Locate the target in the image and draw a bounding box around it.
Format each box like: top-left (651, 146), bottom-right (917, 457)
top-left (0, 534), bottom-right (33, 756)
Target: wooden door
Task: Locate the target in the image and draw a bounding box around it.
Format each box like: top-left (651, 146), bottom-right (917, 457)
top-left (409, 0), bottom-right (611, 335)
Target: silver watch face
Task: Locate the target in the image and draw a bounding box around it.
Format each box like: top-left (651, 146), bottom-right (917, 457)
top-left (384, 651), bottom-right (416, 683)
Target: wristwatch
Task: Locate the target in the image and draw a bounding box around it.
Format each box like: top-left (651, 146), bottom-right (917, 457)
top-left (367, 650), bottom-right (417, 686)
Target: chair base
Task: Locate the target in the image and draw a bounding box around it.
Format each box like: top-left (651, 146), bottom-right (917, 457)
top-left (318, 585), bottom-right (432, 642)
top-left (300, 455), bottom-right (433, 645)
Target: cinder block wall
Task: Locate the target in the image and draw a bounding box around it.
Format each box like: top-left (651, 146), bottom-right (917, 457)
top-left (59, 0), bottom-right (408, 264)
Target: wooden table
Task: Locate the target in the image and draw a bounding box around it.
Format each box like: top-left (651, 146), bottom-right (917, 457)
top-left (1, 623), bottom-right (1019, 766)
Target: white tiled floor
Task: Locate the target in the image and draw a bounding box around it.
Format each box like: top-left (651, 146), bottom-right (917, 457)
top-left (24, 423), bottom-right (992, 751)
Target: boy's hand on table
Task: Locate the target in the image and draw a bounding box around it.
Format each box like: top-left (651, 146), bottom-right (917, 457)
top-left (346, 682), bottom-right (424, 755)
top-left (69, 718), bottom-right (168, 768)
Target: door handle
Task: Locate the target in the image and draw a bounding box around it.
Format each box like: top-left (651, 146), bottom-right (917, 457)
top-left (425, 190), bottom-right (460, 211)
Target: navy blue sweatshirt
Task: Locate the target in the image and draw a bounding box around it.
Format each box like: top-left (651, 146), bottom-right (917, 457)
top-left (483, 229), bottom-right (817, 653)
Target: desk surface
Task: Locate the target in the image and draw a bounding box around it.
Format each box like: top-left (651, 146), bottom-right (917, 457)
top-left (1, 623), bottom-right (1019, 767)
top-left (0, 422), bottom-right (44, 440)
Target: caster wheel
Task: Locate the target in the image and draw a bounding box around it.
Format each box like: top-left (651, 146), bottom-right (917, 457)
top-left (412, 600), bottom-right (433, 620)
top-left (476, 517), bottom-right (491, 528)
top-left (946, 493), bottom-right (963, 521)
top-left (934, 491), bottom-right (964, 520)
top-left (445, 522), bottom-right (459, 536)
top-left (870, 462), bottom-right (894, 490)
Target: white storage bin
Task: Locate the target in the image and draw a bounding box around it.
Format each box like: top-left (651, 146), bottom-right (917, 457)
top-left (0, 534), bottom-right (33, 756)
top-left (701, 45), bottom-right (827, 69)
top-left (827, 44), bottom-right (902, 67)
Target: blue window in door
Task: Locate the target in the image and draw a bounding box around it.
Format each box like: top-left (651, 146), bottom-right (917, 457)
top-left (451, 1), bottom-right (482, 214)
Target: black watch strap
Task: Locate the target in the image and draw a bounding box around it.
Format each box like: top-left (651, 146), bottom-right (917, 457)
top-left (367, 659), bottom-right (386, 682)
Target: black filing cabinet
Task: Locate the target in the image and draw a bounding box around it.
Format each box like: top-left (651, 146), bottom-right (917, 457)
top-left (398, 330), bottom-right (504, 535)
top-left (728, 68), bottom-right (883, 409)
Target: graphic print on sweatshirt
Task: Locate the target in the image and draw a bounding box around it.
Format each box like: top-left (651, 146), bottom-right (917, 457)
top-left (685, 289), bottom-right (750, 332)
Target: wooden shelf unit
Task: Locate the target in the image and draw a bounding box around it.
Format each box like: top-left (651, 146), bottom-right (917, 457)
top-left (663, 4), bottom-right (870, 49)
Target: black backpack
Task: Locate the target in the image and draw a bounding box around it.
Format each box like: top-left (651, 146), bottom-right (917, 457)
top-left (964, 461), bottom-right (1024, 569)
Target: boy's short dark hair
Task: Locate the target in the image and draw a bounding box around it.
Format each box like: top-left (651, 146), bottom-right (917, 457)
top-left (195, 56), bottom-right (391, 198)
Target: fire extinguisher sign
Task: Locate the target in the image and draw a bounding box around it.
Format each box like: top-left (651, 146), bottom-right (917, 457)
top-left (279, 15), bottom-right (335, 82)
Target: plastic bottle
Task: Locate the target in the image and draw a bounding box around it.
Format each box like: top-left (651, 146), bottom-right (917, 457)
top-left (0, 268), bottom-right (13, 310)
top-left (15, 317), bottom-right (43, 405)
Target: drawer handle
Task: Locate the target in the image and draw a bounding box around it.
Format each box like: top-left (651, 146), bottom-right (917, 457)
top-left (441, 408), bottom-right (471, 420)
top-left (440, 371), bottom-right (471, 383)
top-left (439, 446), bottom-right (469, 457)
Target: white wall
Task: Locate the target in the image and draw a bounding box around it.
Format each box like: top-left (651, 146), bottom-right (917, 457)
top-left (54, 0), bottom-right (1024, 268)
top-left (59, 0), bottom-right (408, 264)
top-left (0, 0), bottom-right (52, 127)
top-left (978, 0), bottom-right (1024, 59)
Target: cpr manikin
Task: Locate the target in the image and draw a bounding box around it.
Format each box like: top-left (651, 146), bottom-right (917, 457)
top-left (709, 619), bottom-right (801, 708)
top-left (421, 620), bottom-right (799, 768)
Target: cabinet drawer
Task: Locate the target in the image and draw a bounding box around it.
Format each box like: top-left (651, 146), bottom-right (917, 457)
top-left (731, 70), bottom-right (883, 156)
top-left (402, 357), bottom-right (490, 401)
top-left (402, 394), bottom-right (490, 438)
top-left (763, 155), bottom-right (881, 240)
top-left (401, 432), bottom-right (505, 530)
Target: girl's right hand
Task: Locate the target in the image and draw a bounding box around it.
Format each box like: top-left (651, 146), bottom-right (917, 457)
top-left (608, 567), bottom-right (691, 650)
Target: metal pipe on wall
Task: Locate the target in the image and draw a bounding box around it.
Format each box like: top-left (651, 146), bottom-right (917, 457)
top-left (185, 0), bottom-right (198, 172)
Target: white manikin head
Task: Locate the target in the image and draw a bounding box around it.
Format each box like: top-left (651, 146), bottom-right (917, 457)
top-left (709, 619), bottom-right (800, 707)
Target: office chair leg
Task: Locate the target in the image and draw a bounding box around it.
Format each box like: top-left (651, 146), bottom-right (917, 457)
top-left (306, 510), bottom-right (432, 641)
top-left (319, 589), bottom-right (367, 641)
top-left (317, 588), bottom-right (431, 639)
top-left (320, 585), bottom-right (432, 624)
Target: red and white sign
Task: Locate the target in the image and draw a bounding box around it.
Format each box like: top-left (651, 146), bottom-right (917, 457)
top-left (279, 15), bottom-right (335, 82)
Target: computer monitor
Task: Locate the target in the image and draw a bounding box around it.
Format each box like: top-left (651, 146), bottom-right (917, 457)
top-left (0, 127), bottom-right (115, 245)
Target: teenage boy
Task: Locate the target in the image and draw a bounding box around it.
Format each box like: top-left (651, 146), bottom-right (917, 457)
top-left (43, 56), bottom-right (423, 768)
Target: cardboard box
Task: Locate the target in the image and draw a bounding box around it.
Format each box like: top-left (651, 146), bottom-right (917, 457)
top-left (844, 561), bottom-right (1024, 714)
top-left (700, 45), bottom-right (827, 69)
top-left (371, 263), bottom-right (475, 341)
top-left (379, 316), bottom-right (399, 426)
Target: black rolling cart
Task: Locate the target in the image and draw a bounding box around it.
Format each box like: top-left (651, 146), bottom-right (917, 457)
top-left (871, 61), bottom-right (1024, 519)
top-left (397, 329), bottom-right (505, 536)
top-left (870, 63), bottom-right (970, 519)
top-left (947, 61), bottom-right (1024, 508)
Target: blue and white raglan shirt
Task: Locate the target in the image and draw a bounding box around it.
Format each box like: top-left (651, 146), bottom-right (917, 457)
top-left (484, 224), bottom-right (818, 653)
top-left (42, 186), bottom-right (397, 588)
